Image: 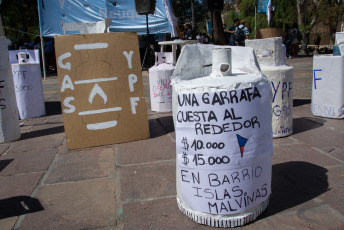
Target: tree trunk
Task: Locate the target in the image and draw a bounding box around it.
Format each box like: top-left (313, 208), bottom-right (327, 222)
top-left (191, 0), bottom-right (196, 31)
top-left (296, 0), bottom-right (307, 50)
top-left (0, 17), bottom-right (4, 36)
top-left (296, 0), bottom-right (303, 27)
top-left (212, 10), bottom-right (227, 45)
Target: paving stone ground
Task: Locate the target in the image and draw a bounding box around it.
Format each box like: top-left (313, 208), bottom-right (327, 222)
top-left (0, 55), bottom-right (343, 230)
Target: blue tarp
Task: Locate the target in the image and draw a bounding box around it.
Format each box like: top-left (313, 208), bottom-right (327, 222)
top-left (37, 0), bottom-right (173, 37)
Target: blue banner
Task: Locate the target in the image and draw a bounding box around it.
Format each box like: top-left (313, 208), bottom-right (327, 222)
top-left (37, 0), bottom-right (172, 37)
top-left (257, 0), bottom-right (268, 13)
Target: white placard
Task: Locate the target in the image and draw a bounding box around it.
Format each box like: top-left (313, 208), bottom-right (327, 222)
top-left (176, 85), bottom-right (273, 215)
top-left (312, 55), bottom-right (344, 118)
top-left (11, 63), bottom-right (46, 119)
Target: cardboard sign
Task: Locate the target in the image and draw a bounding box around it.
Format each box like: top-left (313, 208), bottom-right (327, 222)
top-left (55, 33), bottom-right (149, 149)
top-left (176, 85), bottom-right (273, 215)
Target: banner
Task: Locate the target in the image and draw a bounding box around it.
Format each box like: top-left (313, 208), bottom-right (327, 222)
top-left (257, 0), bottom-right (268, 13)
top-left (37, 0), bottom-right (173, 37)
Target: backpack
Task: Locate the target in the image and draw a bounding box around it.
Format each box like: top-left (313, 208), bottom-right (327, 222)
top-left (235, 27), bottom-right (245, 42)
top-left (288, 28), bottom-right (296, 40)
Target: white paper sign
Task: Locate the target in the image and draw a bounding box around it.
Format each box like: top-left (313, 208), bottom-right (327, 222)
top-left (150, 70), bottom-right (172, 103)
top-left (176, 85), bottom-right (273, 215)
top-left (11, 63), bottom-right (46, 119)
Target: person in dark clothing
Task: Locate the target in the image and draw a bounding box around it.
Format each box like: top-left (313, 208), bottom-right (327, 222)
top-left (290, 23), bottom-right (301, 58)
top-left (283, 24), bottom-right (292, 58)
top-left (226, 19), bottom-right (239, 46)
top-left (234, 20), bottom-right (249, 46)
top-left (184, 24), bottom-right (195, 40)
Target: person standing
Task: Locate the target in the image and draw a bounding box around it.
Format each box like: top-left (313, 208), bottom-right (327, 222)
top-left (184, 23), bottom-right (195, 40)
top-left (290, 23), bottom-right (300, 58)
top-left (226, 19), bottom-right (239, 46)
top-left (235, 20), bottom-right (249, 46)
top-left (202, 33), bottom-right (209, 44)
top-left (138, 35), bottom-right (146, 64)
top-left (283, 24), bottom-right (292, 58)
top-left (196, 33), bottom-right (203, 44)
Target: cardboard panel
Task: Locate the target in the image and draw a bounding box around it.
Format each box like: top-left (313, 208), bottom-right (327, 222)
top-left (55, 33), bottom-right (149, 149)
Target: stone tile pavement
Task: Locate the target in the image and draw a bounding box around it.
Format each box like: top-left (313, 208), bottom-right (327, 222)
top-left (0, 56), bottom-right (343, 229)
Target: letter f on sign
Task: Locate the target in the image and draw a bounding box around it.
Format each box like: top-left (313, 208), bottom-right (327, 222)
top-left (130, 97), bottom-right (139, 114)
top-left (313, 69), bottom-right (322, 90)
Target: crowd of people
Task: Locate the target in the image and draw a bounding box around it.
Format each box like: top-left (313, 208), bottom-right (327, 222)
top-left (225, 19), bottom-right (249, 46)
top-left (181, 19), bottom-right (250, 47)
top-left (182, 23), bottom-right (210, 44)
top-left (180, 19), bottom-right (301, 58)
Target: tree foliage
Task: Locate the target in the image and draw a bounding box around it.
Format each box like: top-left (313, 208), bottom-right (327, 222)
top-left (272, 0), bottom-right (298, 28)
top-left (315, 0), bottom-right (344, 43)
top-left (0, 0), bottom-right (40, 46)
top-left (223, 0), bottom-right (343, 42)
top-left (171, 0), bottom-right (209, 34)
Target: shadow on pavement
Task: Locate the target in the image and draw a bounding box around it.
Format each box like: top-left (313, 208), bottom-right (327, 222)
top-left (21, 125), bottom-right (65, 140)
top-left (293, 99), bottom-right (311, 107)
top-left (0, 196), bottom-right (44, 219)
top-left (0, 159), bottom-right (13, 172)
top-left (293, 117), bottom-right (325, 135)
top-left (149, 115), bottom-right (174, 138)
top-left (45, 101), bottom-right (62, 116)
top-left (258, 161), bottom-right (328, 220)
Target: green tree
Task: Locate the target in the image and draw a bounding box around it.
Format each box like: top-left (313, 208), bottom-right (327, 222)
top-left (237, 0), bottom-right (269, 38)
top-left (273, 0), bottom-right (298, 28)
top-left (224, 0), bottom-right (343, 44)
top-left (0, 0), bottom-right (39, 47)
top-left (172, 0), bottom-right (208, 34)
top-left (314, 0), bottom-right (343, 45)
top-left (294, 0), bottom-right (343, 45)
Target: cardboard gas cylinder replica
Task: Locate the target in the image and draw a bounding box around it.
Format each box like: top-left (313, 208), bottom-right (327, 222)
top-left (312, 33), bottom-right (344, 119)
top-left (149, 52), bottom-right (174, 112)
top-left (172, 45), bottom-right (273, 227)
top-left (55, 33), bottom-right (150, 149)
top-left (335, 32), bottom-right (344, 55)
top-left (9, 50), bottom-right (46, 119)
top-left (246, 37), bottom-right (294, 137)
top-left (0, 37), bottom-right (21, 143)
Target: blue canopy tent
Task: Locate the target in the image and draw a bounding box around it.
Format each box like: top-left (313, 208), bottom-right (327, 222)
top-left (37, 0), bottom-right (176, 37)
top-left (37, 0), bottom-right (178, 78)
